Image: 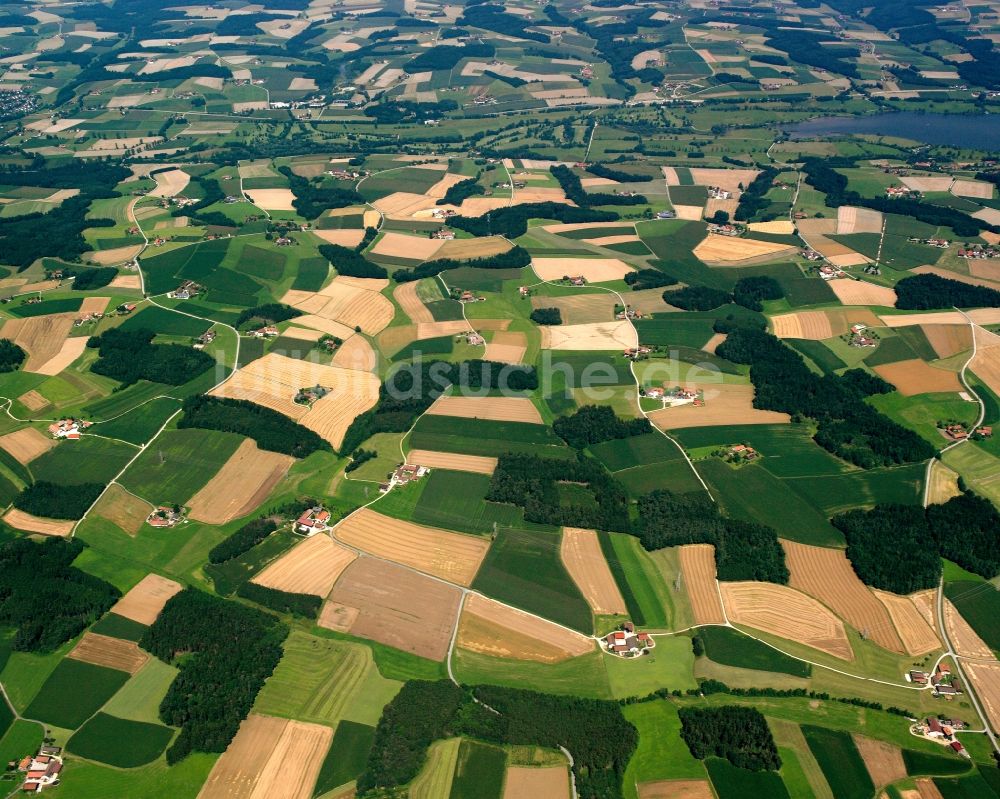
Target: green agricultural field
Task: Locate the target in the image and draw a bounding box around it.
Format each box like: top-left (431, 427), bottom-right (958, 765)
top-left (120, 306), bottom-right (213, 337)
top-left (29, 436), bottom-right (136, 486)
top-left (933, 772), bottom-right (1000, 799)
top-left (407, 470), bottom-right (524, 535)
top-left (697, 459), bottom-right (843, 547)
top-left (7, 298), bottom-right (83, 318)
top-left (606, 636), bottom-right (697, 698)
top-left (359, 167), bottom-right (445, 201)
top-left (783, 463), bottom-right (925, 516)
top-left (787, 339), bottom-right (847, 375)
top-left (944, 581), bottom-right (1000, 654)
top-left (85, 380), bottom-right (173, 421)
top-left (118, 428), bottom-right (243, 505)
top-left (472, 527), bottom-right (594, 634)
top-left (312, 720), bottom-right (375, 796)
top-left (46, 752), bottom-right (218, 798)
top-left (204, 529), bottom-right (299, 596)
top-left (24, 659), bottom-right (130, 730)
top-left (634, 317), bottom-right (716, 349)
top-left (452, 648), bottom-right (611, 700)
top-left (449, 739), bottom-right (506, 799)
top-left (92, 397), bottom-right (182, 445)
top-left (903, 748), bottom-right (973, 778)
top-left (622, 700), bottom-right (705, 799)
top-left (599, 531), bottom-right (671, 628)
top-left (700, 627), bottom-right (811, 678)
top-left (0, 719), bottom-right (43, 771)
top-left (408, 415), bottom-right (572, 459)
top-left (801, 725), bottom-right (874, 799)
top-left (102, 659), bottom-right (178, 725)
top-left (67, 712), bottom-right (174, 767)
top-left (706, 757), bottom-right (791, 799)
top-left (410, 738), bottom-right (461, 799)
top-left (943, 443), bottom-right (1000, 507)
top-left (869, 391), bottom-right (978, 447)
top-left (864, 335), bottom-right (920, 367)
top-left (90, 612), bottom-right (148, 642)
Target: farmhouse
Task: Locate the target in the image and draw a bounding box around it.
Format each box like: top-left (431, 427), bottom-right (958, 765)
top-left (726, 443), bottom-right (758, 462)
top-left (194, 329), bottom-right (216, 348)
top-left (147, 505), bottom-right (184, 528)
top-left (601, 621), bottom-right (654, 658)
top-left (48, 418), bottom-right (92, 440)
top-left (908, 670), bottom-right (929, 685)
top-left (296, 506), bottom-right (331, 535)
top-left (432, 228), bottom-right (456, 240)
top-left (802, 249), bottom-right (823, 262)
top-left (707, 186), bottom-right (732, 200)
top-left (624, 345), bottom-right (653, 360)
top-left (249, 326), bottom-right (280, 338)
top-left (116, 303), bottom-right (137, 315)
top-left (17, 749), bottom-right (62, 793)
top-left (383, 463), bottom-right (429, 492)
top-left (707, 223), bottom-right (743, 237)
top-left (643, 387), bottom-right (665, 400)
top-left (664, 386), bottom-right (703, 407)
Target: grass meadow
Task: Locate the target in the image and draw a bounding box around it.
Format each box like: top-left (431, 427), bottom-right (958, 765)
top-left (24, 659), bottom-right (130, 730)
top-left (706, 757), bottom-right (791, 799)
top-left (311, 720), bottom-right (375, 796)
top-left (700, 626), bottom-right (812, 678)
top-left (67, 712), bottom-right (174, 767)
top-left (449, 739), bottom-right (506, 799)
top-left (801, 725), bottom-right (874, 799)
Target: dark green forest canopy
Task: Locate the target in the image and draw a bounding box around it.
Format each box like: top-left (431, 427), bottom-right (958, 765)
top-left (678, 705), bottom-right (782, 771)
top-left (87, 328), bottom-right (214, 386)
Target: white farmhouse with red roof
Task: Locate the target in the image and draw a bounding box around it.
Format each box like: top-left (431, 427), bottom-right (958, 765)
top-left (297, 507), bottom-right (331, 535)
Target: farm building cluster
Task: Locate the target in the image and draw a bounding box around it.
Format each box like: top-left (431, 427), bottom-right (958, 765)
top-left (379, 463), bottom-right (430, 493)
top-left (296, 506), bottom-right (332, 535)
top-left (13, 747), bottom-right (63, 793)
top-left (601, 622), bottom-right (654, 658)
top-left (911, 717), bottom-right (971, 759)
top-left (147, 505), bottom-right (185, 528)
top-left (48, 418), bottom-right (91, 440)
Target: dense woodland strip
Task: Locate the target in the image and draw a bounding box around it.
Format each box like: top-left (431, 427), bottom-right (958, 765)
top-left (391, 245), bottom-right (531, 283)
top-left (678, 706), bottom-right (782, 771)
top-left (894, 273), bottom-right (1000, 310)
top-left (550, 164), bottom-right (648, 207)
top-left (14, 481), bottom-right (105, 521)
top-left (319, 243), bottom-right (388, 279)
top-left (553, 405), bottom-right (652, 449)
top-left (0, 340), bottom-right (25, 373)
top-left (447, 202), bottom-right (618, 238)
top-left (87, 328), bottom-right (214, 386)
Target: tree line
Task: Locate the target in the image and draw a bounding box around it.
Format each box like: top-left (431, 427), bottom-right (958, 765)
top-left (448, 202), bottom-right (618, 239)
top-left (391, 245), bottom-right (531, 283)
top-left (550, 164), bottom-right (648, 208)
top-left (277, 166), bottom-right (363, 220)
top-left (318, 243), bottom-right (388, 279)
top-left (87, 328), bottom-right (214, 387)
top-left (678, 705), bottom-right (782, 771)
top-left (553, 405), bottom-right (652, 449)
top-left (895, 273), bottom-right (1000, 310)
top-left (0, 339), bottom-right (25, 373)
top-left (665, 276), bottom-right (784, 313)
top-left (14, 481), bottom-right (105, 521)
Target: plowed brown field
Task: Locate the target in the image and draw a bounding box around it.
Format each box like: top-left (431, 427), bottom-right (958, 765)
top-left (111, 573), bottom-right (183, 625)
top-left (17, 390), bottom-right (48, 412)
top-left (531, 294), bottom-right (616, 325)
top-left (560, 528), bottom-right (627, 615)
top-left (648, 383), bottom-right (791, 430)
top-left (3, 508), bottom-right (72, 537)
top-left (252, 534), bottom-right (356, 597)
top-left (483, 331), bottom-right (527, 364)
top-left (92, 484), bottom-right (152, 535)
top-left (0, 426), bottom-right (54, 463)
top-left (0, 313), bottom-right (75, 372)
top-left (923, 324), bottom-right (972, 359)
top-left (426, 395), bottom-right (542, 424)
top-left (188, 440), bottom-right (293, 524)
top-left (828, 279), bottom-right (897, 307)
top-left (532, 257), bottom-right (633, 282)
top-left (68, 632), bottom-right (148, 674)
top-left (853, 735), bottom-right (906, 788)
top-left (679, 544), bottom-right (725, 625)
top-left (393, 281), bottom-right (434, 324)
top-left (638, 781), bottom-right (715, 799)
top-left (872, 359), bottom-right (962, 396)
top-left (502, 766), bottom-right (570, 799)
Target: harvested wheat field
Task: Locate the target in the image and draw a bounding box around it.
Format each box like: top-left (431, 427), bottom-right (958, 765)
top-left (962, 660), bottom-right (1000, 733)
top-left (797, 218), bottom-right (869, 264)
top-left (197, 714), bottom-right (332, 799)
top-left (913, 778), bottom-right (946, 799)
top-left (694, 234), bottom-right (797, 264)
top-left (483, 331), bottom-right (527, 364)
top-left (0, 426), bottom-right (55, 463)
top-left (17, 390), bottom-right (48, 412)
top-left (910, 590), bottom-right (939, 635)
top-left (110, 274), bottom-right (141, 290)
top-left (923, 323), bottom-right (972, 359)
top-left (32, 336), bottom-right (88, 376)
top-left (285, 314), bottom-right (355, 339)
top-left (688, 167), bottom-right (760, 194)
top-left (458, 593), bottom-right (593, 664)
top-left (703, 333), bottom-right (727, 354)
top-left (782, 540), bottom-right (904, 652)
top-left (393, 281), bottom-right (434, 324)
top-left (721, 581), bottom-right (853, 660)
top-left (583, 234), bottom-right (642, 247)
top-left (853, 735), bottom-right (905, 788)
top-left (531, 293), bottom-right (616, 325)
top-left (403, 439), bottom-right (498, 476)
top-left (371, 231), bottom-right (443, 260)
top-left (672, 205), bottom-right (706, 221)
top-left (68, 632), bottom-right (148, 674)
top-left (913, 264), bottom-right (1000, 291)
top-left (89, 244), bottom-right (144, 265)
top-left (373, 192), bottom-right (441, 219)
top-left (971, 339), bottom-right (1000, 398)
top-left (543, 221), bottom-right (636, 235)
top-left (325, 557), bottom-right (462, 661)
top-left (331, 335), bottom-right (376, 372)
top-left (772, 308), bottom-right (881, 340)
top-left (925, 460), bottom-right (962, 506)
top-left (679, 544), bottom-right (725, 625)
top-left (503, 766), bottom-right (570, 799)
top-left (532, 257), bottom-right (633, 283)
top-left (541, 320), bottom-right (636, 351)
top-left (637, 780), bottom-right (715, 799)
top-left (3, 508), bottom-right (73, 537)
top-left (92, 484), bottom-right (152, 536)
top-left (748, 220), bottom-right (795, 235)
top-left (561, 528), bottom-right (627, 616)
top-left (111, 573), bottom-right (183, 625)
top-left (427, 395), bottom-right (542, 424)
top-left (149, 168), bottom-right (190, 198)
top-left (0, 313), bottom-right (75, 372)
top-left (245, 188), bottom-right (296, 211)
top-left (334, 508), bottom-right (489, 585)
top-left (252, 534), bottom-right (356, 598)
top-left (425, 172), bottom-right (468, 199)
top-left (901, 176), bottom-right (955, 193)
top-left (434, 236), bottom-right (512, 261)
top-left (951, 179), bottom-right (994, 199)
top-left (944, 599), bottom-right (992, 658)
top-left (313, 228), bottom-right (364, 248)
top-left (872, 359), bottom-right (962, 396)
top-left (881, 309), bottom-right (1000, 328)
top-left (188, 440), bottom-right (294, 524)
top-left (282, 280), bottom-right (394, 335)
top-left (873, 589), bottom-right (940, 656)
top-left (828, 279), bottom-right (897, 307)
top-left (648, 383), bottom-right (791, 430)
top-left (837, 206), bottom-right (884, 235)
top-left (210, 353), bottom-right (380, 450)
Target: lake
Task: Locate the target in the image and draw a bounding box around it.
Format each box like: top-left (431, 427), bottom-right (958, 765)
top-left (784, 112), bottom-right (1000, 151)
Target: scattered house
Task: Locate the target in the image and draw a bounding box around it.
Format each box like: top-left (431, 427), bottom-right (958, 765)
top-left (580, 65), bottom-right (594, 79)
top-left (802, 248), bottom-right (824, 262)
top-left (707, 223), bottom-right (742, 236)
top-left (274, 237), bottom-right (293, 246)
top-left (907, 670), bottom-right (929, 685)
top-left (932, 663), bottom-right (963, 697)
top-left (147, 506), bottom-right (184, 528)
top-left (957, 245), bottom-right (1000, 260)
top-left (664, 386), bottom-right (703, 407)
top-left (249, 325), bottom-right (280, 338)
top-left (296, 506), bottom-right (331, 535)
top-left (942, 423), bottom-right (969, 441)
top-left (707, 186), bottom-right (732, 200)
top-left (793, 211), bottom-right (809, 219)
top-left (168, 280), bottom-right (202, 300)
top-left (394, 463), bottom-right (429, 485)
top-left (656, 210), bottom-right (676, 219)
top-left (518, 286), bottom-right (531, 298)
top-left (565, 275), bottom-right (587, 286)
top-left (48, 418), bottom-right (91, 440)
top-left (623, 345), bottom-right (653, 360)
top-left (193, 329), bottom-right (216, 349)
top-left (885, 185), bottom-right (920, 199)
top-left (17, 749), bottom-right (62, 793)
top-left (848, 324), bottom-right (878, 348)
top-left (724, 443), bottom-right (758, 462)
top-left (643, 387), bottom-right (665, 400)
top-left (457, 290), bottom-right (481, 303)
top-left (294, 385), bottom-right (329, 406)
top-left (615, 304), bottom-right (642, 320)
top-left (950, 740), bottom-right (971, 759)
top-left (465, 331), bottom-right (485, 346)
top-left (116, 302), bottom-right (137, 315)
top-left (818, 264), bottom-right (844, 280)
top-left (602, 621), bottom-right (654, 658)
top-left (973, 425), bottom-right (993, 439)
top-left (432, 228), bottom-right (456, 240)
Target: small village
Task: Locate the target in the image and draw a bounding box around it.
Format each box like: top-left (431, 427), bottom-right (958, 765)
top-left (48, 418), bottom-right (91, 440)
top-left (146, 505), bottom-right (186, 528)
top-left (7, 746), bottom-right (63, 793)
top-left (910, 717), bottom-right (971, 759)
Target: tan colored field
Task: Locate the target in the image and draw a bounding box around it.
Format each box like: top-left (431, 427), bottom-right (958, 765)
top-left (772, 308), bottom-right (881, 340)
top-left (79, 296), bottom-right (110, 316)
top-left (3, 508), bottom-right (73, 537)
top-left (425, 172), bottom-right (468, 199)
top-left (434, 236), bottom-right (512, 261)
top-left (543, 221), bottom-right (635, 235)
top-left (111, 573), bottom-right (183, 625)
top-left (672, 205), bottom-right (705, 221)
top-left (561, 528), bottom-right (627, 615)
top-left (696, 236), bottom-right (796, 266)
top-left (797, 218), bottom-right (868, 263)
top-left (971, 340), bottom-right (1000, 399)
top-left (188, 440), bottom-right (293, 524)
top-left (68, 632), bottom-right (148, 674)
top-left (925, 460), bottom-right (962, 506)
top-left (197, 714), bottom-right (332, 799)
top-left (331, 335), bottom-right (376, 372)
top-left (901, 176), bottom-right (955, 193)
top-left (282, 278), bottom-right (394, 335)
top-left (503, 766), bottom-right (570, 799)
top-left (89, 244), bottom-right (143, 265)
top-left (334, 275), bottom-right (389, 292)
top-left (686, 167), bottom-right (759, 193)
top-left (246, 188), bottom-right (296, 211)
top-left (703, 333), bottom-right (727, 354)
top-left (748, 220), bottom-right (796, 235)
top-left (335, 508), bottom-right (489, 585)
top-left (394, 280), bottom-right (434, 324)
top-left (532, 257), bottom-right (634, 282)
top-left (782, 540), bottom-right (904, 652)
top-left (363, 209), bottom-right (381, 228)
top-left (637, 780), bottom-right (715, 799)
top-left (881, 309), bottom-right (1000, 328)
top-left (150, 168), bottom-right (190, 198)
top-left (211, 353), bottom-right (379, 450)
top-left (952, 179), bottom-right (994, 199)
top-left (837, 206), bottom-right (884, 235)
top-left (287, 314), bottom-right (355, 339)
top-left (915, 778), bottom-right (946, 799)
top-left (648, 383), bottom-right (791, 430)
top-left (458, 593), bottom-right (593, 663)
top-left (372, 191), bottom-right (441, 219)
top-left (427, 395), bottom-right (542, 424)
top-left (252, 534), bottom-right (356, 597)
top-left (910, 589), bottom-right (939, 634)
top-left (32, 336), bottom-right (88, 376)
top-left (541, 320), bottom-right (636, 351)
top-left (828, 279), bottom-right (897, 307)
top-left (853, 735), bottom-right (905, 788)
top-left (408, 449), bottom-right (497, 475)
top-left (326, 557), bottom-right (462, 661)
top-left (923, 323), bottom-right (972, 359)
top-left (92, 484), bottom-right (152, 536)
top-left (962, 660), bottom-right (1000, 733)
top-left (584, 234), bottom-right (641, 246)
top-left (313, 228), bottom-right (364, 247)
top-left (872, 359), bottom-right (962, 396)
top-left (913, 264), bottom-right (1000, 292)
top-left (0, 426), bottom-right (54, 463)
top-left (1, 313), bottom-right (75, 372)
top-left (371, 231), bottom-right (443, 260)
top-left (944, 598), bottom-right (992, 658)
top-left (969, 258), bottom-right (1000, 282)
top-left (721, 581), bottom-right (853, 660)
top-left (110, 274), bottom-right (142, 290)
top-left (484, 331), bottom-right (527, 364)
top-left (679, 544), bottom-right (725, 625)
top-left (531, 293), bottom-right (616, 325)
top-left (17, 389), bottom-right (48, 412)
top-left (872, 590), bottom-right (940, 656)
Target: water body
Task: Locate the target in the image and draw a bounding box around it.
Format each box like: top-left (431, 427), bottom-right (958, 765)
top-left (785, 112), bottom-right (1000, 151)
